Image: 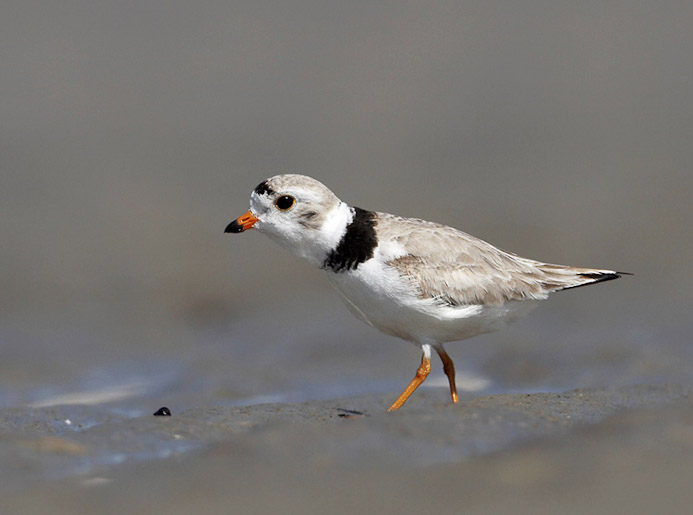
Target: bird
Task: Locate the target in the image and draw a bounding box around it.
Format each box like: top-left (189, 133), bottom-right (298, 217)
top-left (225, 174), bottom-right (627, 410)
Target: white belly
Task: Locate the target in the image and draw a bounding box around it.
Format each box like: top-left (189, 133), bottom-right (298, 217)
top-left (324, 258), bottom-right (539, 345)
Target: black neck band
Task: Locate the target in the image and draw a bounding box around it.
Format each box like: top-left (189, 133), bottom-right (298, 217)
top-left (322, 207), bottom-right (377, 272)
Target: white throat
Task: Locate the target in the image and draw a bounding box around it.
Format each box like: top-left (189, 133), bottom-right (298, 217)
top-left (319, 201), bottom-right (353, 254)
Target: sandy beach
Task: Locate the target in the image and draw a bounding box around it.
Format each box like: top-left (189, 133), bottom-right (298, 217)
top-left (1, 384), bottom-right (692, 514)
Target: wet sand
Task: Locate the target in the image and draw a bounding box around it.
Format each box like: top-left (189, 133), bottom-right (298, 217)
top-left (2, 383), bottom-right (691, 514)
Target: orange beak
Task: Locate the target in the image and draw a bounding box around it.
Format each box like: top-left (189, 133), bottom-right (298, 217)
top-left (224, 210), bottom-right (258, 233)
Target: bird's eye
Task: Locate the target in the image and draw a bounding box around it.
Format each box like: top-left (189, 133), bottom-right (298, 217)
top-left (274, 195), bottom-right (296, 211)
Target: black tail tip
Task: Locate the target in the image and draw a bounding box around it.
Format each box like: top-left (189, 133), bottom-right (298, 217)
top-left (579, 271), bottom-right (632, 284)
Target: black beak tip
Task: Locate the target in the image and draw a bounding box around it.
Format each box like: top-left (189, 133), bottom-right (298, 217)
top-left (224, 221), bottom-right (243, 233)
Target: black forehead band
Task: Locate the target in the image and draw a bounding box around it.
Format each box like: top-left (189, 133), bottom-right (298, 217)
top-left (254, 181), bottom-right (275, 196)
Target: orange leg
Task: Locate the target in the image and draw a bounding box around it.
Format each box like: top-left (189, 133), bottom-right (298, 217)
top-left (435, 346), bottom-right (459, 404)
top-left (388, 351), bottom-right (431, 411)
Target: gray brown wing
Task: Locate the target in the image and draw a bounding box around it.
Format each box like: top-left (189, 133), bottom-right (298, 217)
top-left (376, 213), bottom-right (621, 306)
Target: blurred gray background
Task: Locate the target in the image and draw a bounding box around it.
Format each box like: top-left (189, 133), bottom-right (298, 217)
top-left (1, 1), bottom-right (691, 410)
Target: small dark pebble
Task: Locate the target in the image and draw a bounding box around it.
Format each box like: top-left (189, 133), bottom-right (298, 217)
top-left (153, 407), bottom-right (172, 416)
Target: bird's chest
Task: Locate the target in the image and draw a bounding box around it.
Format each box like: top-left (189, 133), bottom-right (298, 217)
top-left (324, 259), bottom-right (423, 339)
top-left (323, 256), bottom-right (534, 344)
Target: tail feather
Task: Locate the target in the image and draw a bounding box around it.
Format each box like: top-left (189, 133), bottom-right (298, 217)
top-left (534, 263), bottom-right (631, 292)
top-left (557, 271), bottom-right (630, 291)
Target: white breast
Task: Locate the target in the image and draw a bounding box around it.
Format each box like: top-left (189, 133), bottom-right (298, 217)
top-left (324, 251), bottom-right (539, 345)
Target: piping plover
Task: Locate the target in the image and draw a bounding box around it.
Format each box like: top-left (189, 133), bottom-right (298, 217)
top-left (225, 174), bottom-right (627, 410)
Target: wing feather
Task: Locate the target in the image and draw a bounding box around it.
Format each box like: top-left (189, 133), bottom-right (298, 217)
top-left (376, 213), bottom-right (621, 306)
